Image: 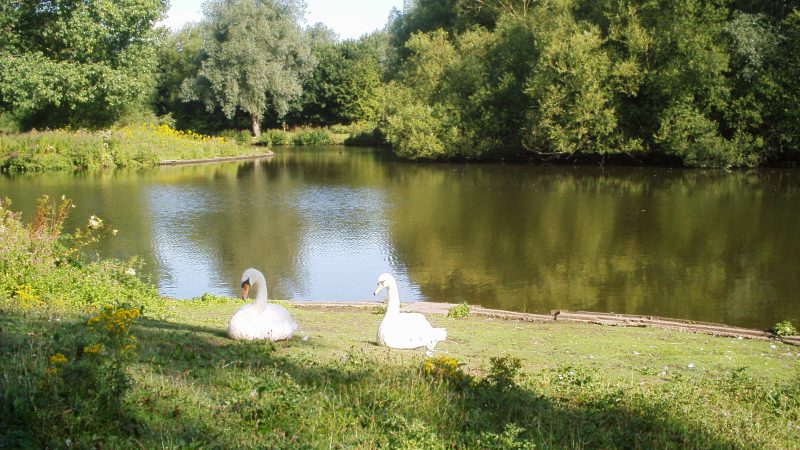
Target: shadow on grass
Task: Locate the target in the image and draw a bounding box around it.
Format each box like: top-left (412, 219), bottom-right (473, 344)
top-left (125, 318), bottom-right (741, 449)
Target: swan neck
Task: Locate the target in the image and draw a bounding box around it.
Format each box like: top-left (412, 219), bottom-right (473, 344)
top-left (251, 273), bottom-right (268, 313)
top-left (385, 283), bottom-right (401, 315)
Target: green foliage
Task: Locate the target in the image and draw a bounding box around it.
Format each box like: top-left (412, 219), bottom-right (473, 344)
top-left (260, 129), bottom-right (292, 146)
top-left (0, 125), bottom-right (247, 172)
top-left (0, 196), bottom-right (164, 313)
top-left (258, 127), bottom-right (346, 146)
top-left (292, 129), bottom-right (332, 146)
top-left (292, 31), bottom-right (387, 126)
top-left (447, 302), bottom-right (470, 318)
top-left (379, 0), bottom-right (800, 166)
top-left (772, 320), bottom-right (797, 337)
top-left (0, 0), bottom-right (167, 128)
top-left (0, 306), bottom-right (142, 447)
top-left (217, 129), bottom-right (253, 146)
top-left (181, 0), bottom-right (316, 136)
top-left (484, 354), bottom-right (523, 391)
top-left (422, 355), bottom-right (471, 387)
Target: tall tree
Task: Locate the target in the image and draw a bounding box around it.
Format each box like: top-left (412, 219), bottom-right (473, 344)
top-left (181, 0), bottom-right (316, 137)
top-left (0, 0), bottom-right (168, 128)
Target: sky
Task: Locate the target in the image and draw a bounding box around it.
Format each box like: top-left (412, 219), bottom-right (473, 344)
top-left (159, 0), bottom-right (405, 40)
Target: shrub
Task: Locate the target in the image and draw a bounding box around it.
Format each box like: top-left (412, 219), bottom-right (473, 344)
top-left (484, 354), bottom-right (523, 391)
top-left (447, 302), bottom-right (470, 318)
top-left (217, 129), bottom-right (252, 145)
top-left (259, 129), bottom-right (291, 146)
top-left (293, 129), bottom-right (332, 146)
top-left (0, 196), bottom-right (163, 314)
top-left (772, 320), bottom-right (797, 337)
top-left (422, 355), bottom-right (470, 387)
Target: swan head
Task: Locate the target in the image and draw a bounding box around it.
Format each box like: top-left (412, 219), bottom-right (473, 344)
top-left (373, 272), bottom-right (396, 296)
top-left (240, 268), bottom-right (259, 300)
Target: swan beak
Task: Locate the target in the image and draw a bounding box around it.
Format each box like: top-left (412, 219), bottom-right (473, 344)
top-left (373, 282), bottom-right (383, 296)
top-left (241, 283), bottom-right (250, 300)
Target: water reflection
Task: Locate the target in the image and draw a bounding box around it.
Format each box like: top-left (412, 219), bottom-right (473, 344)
top-left (1, 149), bottom-right (798, 328)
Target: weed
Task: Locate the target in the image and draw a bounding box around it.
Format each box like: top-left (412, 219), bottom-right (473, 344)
top-left (772, 320), bottom-right (797, 337)
top-left (447, 302), bottom-right (470, 318)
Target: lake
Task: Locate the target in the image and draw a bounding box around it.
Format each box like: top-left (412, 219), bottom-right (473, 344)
top-left (2, 147), bottom-right (798, 329)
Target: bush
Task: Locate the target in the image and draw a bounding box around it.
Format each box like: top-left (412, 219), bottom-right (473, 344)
top-left (0, 196), bottom-right (163, 313)
top-left (259, 129), bottom-right (291, 146)
top-left (772, 320), bottom-right (797, 337)
top-left (217, 129), bottom-right (252, 145)
top-left (293, 129), bottom-right (332, 146)
top-left (447, 302), bottom-right (470, 318)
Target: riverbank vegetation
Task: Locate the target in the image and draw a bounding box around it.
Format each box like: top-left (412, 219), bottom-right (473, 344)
top-left (2, 0), bottom-right (800, 168)
top-left (0, 124), bottom-right (248, 172)
top-left (2, 197), bottom-right (799, 447)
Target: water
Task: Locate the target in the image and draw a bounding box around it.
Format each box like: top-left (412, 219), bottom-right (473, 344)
top-left (2, 147), bottom-right (798, 329)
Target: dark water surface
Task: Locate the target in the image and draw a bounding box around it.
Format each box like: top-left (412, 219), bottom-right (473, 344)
top-left (2, 147), bottom-right (798, 328)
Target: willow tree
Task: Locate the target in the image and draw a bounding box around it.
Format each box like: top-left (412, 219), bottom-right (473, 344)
top-left (182, 0), bottom-right (315, 137)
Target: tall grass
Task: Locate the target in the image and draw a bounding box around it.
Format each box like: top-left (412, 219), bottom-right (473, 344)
top-left (1, 196), bottom-right (167, 447)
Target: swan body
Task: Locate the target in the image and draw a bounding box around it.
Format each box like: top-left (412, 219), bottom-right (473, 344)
top-left (374, 273), bottom-right (447, 351)
top-left (228, 268), bottom-right (297, 341)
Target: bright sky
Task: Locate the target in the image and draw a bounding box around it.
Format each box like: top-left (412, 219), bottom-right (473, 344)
top-left (159, 0), bottom-right (405, 40)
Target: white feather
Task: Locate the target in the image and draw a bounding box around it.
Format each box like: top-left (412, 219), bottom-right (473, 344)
top-left (228, 268), bottom-right (297, 341)
top-left (374, 273), bottom-right (447, 351)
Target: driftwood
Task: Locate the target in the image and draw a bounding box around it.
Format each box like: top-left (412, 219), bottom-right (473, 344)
top-left (159, 151), bottom-right (274, 166)
top-left (293, 301), bottom-right (799, 346)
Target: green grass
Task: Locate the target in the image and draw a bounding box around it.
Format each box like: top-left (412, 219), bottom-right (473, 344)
top-left (3, 300), bottom-right (799, 448)
top-left (2, 197), bottom-right (799, 448)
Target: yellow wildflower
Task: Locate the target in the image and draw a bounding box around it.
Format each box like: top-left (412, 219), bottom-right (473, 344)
top-left (49, 353), bottom-right (67, 365)
top-left (83, 343), bottom-right (103, 354)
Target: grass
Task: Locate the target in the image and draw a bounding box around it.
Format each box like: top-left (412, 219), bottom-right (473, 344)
top-left (2, 197), bottom-right (799, 448)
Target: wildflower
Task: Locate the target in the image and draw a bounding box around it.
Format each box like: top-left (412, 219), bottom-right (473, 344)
top-left (87, 215), bottom-right (103, 229)
top-left (125, 267), bottom-right (136, 276)
top-left (687, 362), bottom-right (695, 369)
top-left (49, 353), bottom-right (67, 365)
top-left (112, 229), bottom-right (118, 236)
top-left (83, 343), bottom-right (103, 354)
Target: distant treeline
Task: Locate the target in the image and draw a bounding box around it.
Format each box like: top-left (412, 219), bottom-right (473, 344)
top-left (2, 0), bottom-right (800, 167)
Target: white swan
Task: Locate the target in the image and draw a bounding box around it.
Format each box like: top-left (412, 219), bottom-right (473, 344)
top-left (374, 273), bottom-right (447, 351)
top-left (227, 268), bottom-right (297, 341)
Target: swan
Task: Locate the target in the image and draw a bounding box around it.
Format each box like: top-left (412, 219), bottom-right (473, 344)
top-left (373, 273), bottom-right (447, 351)
top-left (227, 268), bottom-right (297, 341)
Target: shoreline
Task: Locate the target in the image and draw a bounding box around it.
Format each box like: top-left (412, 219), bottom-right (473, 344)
top-left (286, 300), bottom-right (800, 346)
top-left (158, 151), bottom-right (275, 166)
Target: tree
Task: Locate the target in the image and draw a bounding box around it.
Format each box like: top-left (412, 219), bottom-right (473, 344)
top-left (181, 0), bottom-right (315, 137)
top-left (0, 0), bottom-right (168, 128)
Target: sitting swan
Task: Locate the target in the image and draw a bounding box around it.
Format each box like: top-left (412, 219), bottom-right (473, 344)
top-left (228, 268), bottom-right (297, 341)
top-left (374, 273), bottom-right (447, 351)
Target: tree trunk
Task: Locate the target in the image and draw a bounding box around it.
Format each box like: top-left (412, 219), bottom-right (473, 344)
top-left (251, 115), bottom-right (261, 138)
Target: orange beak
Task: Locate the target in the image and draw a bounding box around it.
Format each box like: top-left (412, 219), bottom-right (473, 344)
top-left (241, 283), bottom-right (250, 300)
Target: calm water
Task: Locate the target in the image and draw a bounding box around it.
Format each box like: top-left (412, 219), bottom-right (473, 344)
top-left (2, 147), bottom-right (799, 328)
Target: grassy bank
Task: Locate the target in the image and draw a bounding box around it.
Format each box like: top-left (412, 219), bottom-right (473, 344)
top-left (1, 198), bottom-right (799, 448)
top-left (0, 123), bottom-right (384, 173)
top-left (0, 125), bottom-right (253, 173)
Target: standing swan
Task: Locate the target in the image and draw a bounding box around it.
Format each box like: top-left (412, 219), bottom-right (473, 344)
top-left (228, 268), bottom-right (297, 341)
top-left (374, 273), bottom-right (447, 351)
